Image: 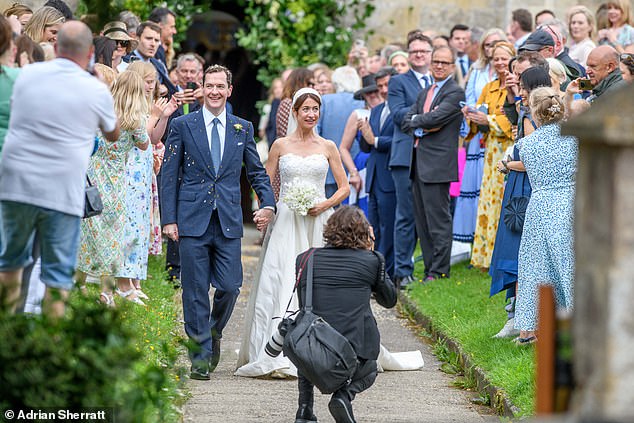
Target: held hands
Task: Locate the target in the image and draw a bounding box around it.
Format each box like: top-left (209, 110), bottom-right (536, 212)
top-left (307, 201), bottom-right (329, 217)
top-left (163, 223), bottom-right (179, 242)
top-left (253, 208), bottom-right (275, 232)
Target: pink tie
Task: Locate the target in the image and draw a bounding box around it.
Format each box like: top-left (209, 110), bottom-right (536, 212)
top-left (414, 84), bottom-right (437, 148)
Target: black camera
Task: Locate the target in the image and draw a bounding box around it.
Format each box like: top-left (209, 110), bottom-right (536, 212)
top-left (265, 318), bottom-right (292, 357)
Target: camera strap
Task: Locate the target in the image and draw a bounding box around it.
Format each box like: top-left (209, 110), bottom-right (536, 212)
top-left (279, 248), bottom-right (316, 319)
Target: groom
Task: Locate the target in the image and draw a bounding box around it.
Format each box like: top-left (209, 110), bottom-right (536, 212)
top-left (161, 64), bottom-right (276, 380)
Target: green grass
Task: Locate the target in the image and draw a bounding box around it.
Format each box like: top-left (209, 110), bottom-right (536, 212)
top-left (407, 260), bottom-right (535, 417)
top-left (70, 254), bottom-right (188, 420)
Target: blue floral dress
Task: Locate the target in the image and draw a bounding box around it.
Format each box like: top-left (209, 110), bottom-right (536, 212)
top-left (515, 124), bottom-right (578, 331)
top-left (119, 142), bottom-right (153, 280)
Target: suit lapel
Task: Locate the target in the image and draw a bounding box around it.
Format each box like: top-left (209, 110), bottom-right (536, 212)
top-left (430, 79), bottom-right (453, 109)
top-left (185, 111), bottom-right (214, 173)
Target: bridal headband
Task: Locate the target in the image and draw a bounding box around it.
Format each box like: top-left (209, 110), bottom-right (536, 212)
top-left (292, 87), bottom-right (321, 108)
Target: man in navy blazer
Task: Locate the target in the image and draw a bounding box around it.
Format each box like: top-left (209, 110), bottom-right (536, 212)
top-left (402, 46), bottom-right (465, 281)
top-left (359, 67), bottom-right (397, 277)
top-left (161, 65), bottom-right (275, 380)
top-left (387, 32), bottom-right (433, 288)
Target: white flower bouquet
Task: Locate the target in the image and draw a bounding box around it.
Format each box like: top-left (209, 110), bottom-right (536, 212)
top-left (282, 178), bottom-right (318, 216)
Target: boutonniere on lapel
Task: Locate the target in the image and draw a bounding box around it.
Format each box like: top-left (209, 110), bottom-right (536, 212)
top-left (233, 123), bottom-right (244, 135)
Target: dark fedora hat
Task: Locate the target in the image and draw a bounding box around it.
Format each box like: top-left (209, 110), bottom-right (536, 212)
top-left (353, 74), bottom-right (379, 100)
top-left (519, 29), bottom-right (555, 52)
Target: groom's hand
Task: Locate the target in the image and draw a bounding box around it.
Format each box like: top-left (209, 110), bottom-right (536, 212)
top-left (163, 223), bottom-right (179, 242)
top-left (253, 208), bottom-right (274, 232)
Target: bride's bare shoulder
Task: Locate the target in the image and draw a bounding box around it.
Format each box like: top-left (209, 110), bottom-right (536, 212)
top-left (319, 138), bottom-right (339, 157)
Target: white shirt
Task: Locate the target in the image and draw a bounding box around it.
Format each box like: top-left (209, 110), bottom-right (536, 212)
top-left (411, 69), bottom-right (432, 89)
top-left (202, 106), bottom-right (226, 161)
top-left (0, 58), bottom-right (116, 216)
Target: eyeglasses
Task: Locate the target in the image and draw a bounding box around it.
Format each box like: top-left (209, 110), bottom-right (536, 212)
top-left (621, 53), bottom-right (634, 66)
top-left (431, 60), bottom-right (453, 67)
top-left (408, 49), bottom-right (432, 55)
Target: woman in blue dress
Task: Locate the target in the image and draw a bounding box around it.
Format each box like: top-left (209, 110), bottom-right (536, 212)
top-left (488, 67), bottom-right (552, 338)
top-left (514, 87), bottom-right (578, 344)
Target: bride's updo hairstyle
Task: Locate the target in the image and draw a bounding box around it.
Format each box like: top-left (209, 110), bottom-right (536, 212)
top-left (323, 206), bottom-right (373, 250)
top-left (529, 86), bottom-right (566, 126)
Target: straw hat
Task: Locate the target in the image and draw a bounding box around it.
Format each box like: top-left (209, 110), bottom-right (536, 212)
top-left (103, 21), bottom-right (138, 53)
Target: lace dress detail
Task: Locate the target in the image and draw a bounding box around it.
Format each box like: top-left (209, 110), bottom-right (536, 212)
top-left (278, 153), bottom-right (328, 201)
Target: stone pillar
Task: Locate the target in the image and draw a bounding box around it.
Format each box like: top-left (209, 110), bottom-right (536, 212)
top-left (562, 84), bottom-right (634, 422)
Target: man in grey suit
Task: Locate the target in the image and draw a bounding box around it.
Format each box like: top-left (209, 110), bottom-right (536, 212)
top-left (402, 46), bottom-right (465, 281)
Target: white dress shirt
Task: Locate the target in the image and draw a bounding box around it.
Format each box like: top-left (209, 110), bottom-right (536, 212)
top-left (202, 106), bottom-right (226, 161)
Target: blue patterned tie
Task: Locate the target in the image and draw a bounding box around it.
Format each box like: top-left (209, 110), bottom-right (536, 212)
top-left (211, 117), bottom-right (221, 175)
top-left (421, 75), bottom-right (430, 88)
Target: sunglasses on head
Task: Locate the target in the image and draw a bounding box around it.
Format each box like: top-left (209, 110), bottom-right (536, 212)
top-left (621, 53), bottom-right (634, 66)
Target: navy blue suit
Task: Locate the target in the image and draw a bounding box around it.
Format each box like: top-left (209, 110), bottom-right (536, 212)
top-left (161, 108), bottom-right (275, 364)
top-left (360, 102), bottom-right (396, 277)
top-left (387, 70), bottom-right (425, 278)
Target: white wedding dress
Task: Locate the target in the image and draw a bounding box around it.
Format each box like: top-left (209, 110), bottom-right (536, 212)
top-left (235, 153), bottom-right (424, 378)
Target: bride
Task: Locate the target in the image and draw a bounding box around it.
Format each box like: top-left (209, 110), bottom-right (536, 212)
top-left (235, 87), bottom-right (349, 377)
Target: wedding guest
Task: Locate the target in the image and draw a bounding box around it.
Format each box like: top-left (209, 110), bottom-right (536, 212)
top-left (259, 77), bottom-right (284, 145)
top-left (620, 52), bottom-right (634, 81)
top-left (488, 67), bottom-right (552, 339)
top-left (148, 7), bottom-right (177, 69)
top-left (388, 50), bottom-right (410, 74)
top-left (468, 42), bottom-right (515, 270)
top-left (315, 67), bottom-right (335, 95)
top-left (14, 34), bottom-right (43, 66)
top-left (77, 71), bottom-right (150, 306)
top-left (43, 0), bottom-right (73, 21)
top-left (597, 0), bottom-right (634, 54)
top-left (23, 6), bottom-right (64, 44)
top-left (565, 45), bottom-right (623, 105)
top-left (276, 67), bottom-right (314, 139)
top-left (317, 65), bottom-right (364, 199)
top-left (535, 9), bottom-right (556, 27)
top-left (294, 206), bottom-right (397, 423)
top-left (453, 28), bottom-right (506, 244)
top-left (507, 9), bottom-right (533, 50)
top-left (93, 63), bottom-right (116, 87)
top-left (546, 57), bottom-right (567, 95)
top-left (117, 10), bottom-right (140, 39)
top-left (102, 21), bottom-right (136, 71)
top-left (0, 21), bottom-right (119, 316)
top-left (515, 87), bottom-right (577, 345)
top-left (3, 3), bottom-right (32, 27)
top-left (567, 5), bottom-right (596, 68)
top-left (0, 15), bottom-right (18, 152)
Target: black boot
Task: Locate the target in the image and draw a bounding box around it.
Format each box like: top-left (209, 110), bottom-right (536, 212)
top-left (295, 373), bottom-right (317, 422)
top-left (328, 390), bottom-right (355, 423)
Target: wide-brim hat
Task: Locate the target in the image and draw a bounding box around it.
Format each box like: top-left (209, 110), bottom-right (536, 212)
top-left (103, 21), bottom-right (138, 53)
top-left (353, 74), bottom-right (378, 100)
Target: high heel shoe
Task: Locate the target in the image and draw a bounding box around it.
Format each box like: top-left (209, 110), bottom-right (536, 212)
top-left (116, 288), bottom-right (146, 305)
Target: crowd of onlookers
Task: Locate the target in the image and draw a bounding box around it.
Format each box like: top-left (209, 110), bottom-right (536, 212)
top-left (0, 1), bottom-right (633, 344)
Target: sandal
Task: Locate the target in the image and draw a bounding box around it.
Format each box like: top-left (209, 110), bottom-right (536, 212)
top-left (513, 336), bottom-right (537, 345)
top-left (99, 292), bottom-right (115, 307)
top-left (116, 288), bottom-right (146, 306)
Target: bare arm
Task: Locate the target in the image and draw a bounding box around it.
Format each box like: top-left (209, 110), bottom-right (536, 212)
top-left (102, 121), bottom-right (120, 142)
top-left (309, 141), bottom-right (350, 216)
top-left (338, 112), bottom-right (362, 192)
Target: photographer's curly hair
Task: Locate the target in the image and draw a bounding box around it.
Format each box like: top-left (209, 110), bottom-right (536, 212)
top-left (323, 206), bottom-right (373, 250)
top-left (529, 86), bottom-right (565, 126)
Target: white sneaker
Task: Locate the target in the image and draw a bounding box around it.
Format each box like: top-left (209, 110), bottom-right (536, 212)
top-left (493, 318), bottom-right (520, 338)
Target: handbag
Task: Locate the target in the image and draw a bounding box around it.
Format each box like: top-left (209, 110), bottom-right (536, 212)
top-left (282, 251), bottom-right (358, 394)
top-left (503, 166), bottom-right (530, 233)
top-left (84, 176), bottom-right (103, 219)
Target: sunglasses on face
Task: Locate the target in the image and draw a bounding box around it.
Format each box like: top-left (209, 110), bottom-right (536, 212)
top-left (116, 40), bottom-right (130, 48)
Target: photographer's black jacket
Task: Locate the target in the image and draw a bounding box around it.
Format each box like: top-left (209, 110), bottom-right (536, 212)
top-left (295, 247), bottom-right (397, 361)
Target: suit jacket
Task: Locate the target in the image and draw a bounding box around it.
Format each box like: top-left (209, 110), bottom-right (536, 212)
top-left (317, 92), bottom-right (364, 184)
top-left (296, 248), bottom-right (397, 360)
top-left (359, 102), bottom-right (395, 194)
top-left (160, 109), bottom-right (275, 238)
top-left (122, 52), bottom-right (177, 96)
top-left (404, 77), bottom-right (465, 183)
top-left (387, 70), bottom-right (423, 169)
top-left (155, 44), bottom-right (167, 69)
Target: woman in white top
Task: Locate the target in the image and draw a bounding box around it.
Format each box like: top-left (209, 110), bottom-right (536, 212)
top-left (567, 5), bottom-right (596, 68)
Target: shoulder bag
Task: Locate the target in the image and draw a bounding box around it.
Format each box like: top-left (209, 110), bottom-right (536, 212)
top-left (84, 176), bottom-right (103, 219)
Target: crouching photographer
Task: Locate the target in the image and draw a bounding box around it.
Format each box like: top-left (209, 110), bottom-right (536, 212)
top-left (292, 206), bottom-right (397, 423)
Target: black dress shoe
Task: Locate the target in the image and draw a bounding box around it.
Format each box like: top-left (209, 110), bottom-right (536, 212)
top-left (294, 403), bottom-right (317, 423)
top-left (190, 364), bottom-right (210, 380)
top-left (328, 393), bottom-right (355, 423)
top-left (398, 275), bottom-right (414, 290)
top-left (209, 337), bottom-right (221, 372)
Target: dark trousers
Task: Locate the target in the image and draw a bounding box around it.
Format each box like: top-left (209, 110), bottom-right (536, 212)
top-left (391, 166), bottom-right (416, 278)
top-left (179, 211), bottom-right (241, 364)
top-left (165, 238), bottom-right (180, 279)
top-left (368, 190), bottom-right (396, 278)
top-left (412, 179), bottom-right (452, 278)
top-left (297, 358), bottom-right (378, 406)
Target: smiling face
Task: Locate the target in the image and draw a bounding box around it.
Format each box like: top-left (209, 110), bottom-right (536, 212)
top-left (203, 71), bottom-right (232, 115)
top-left (293, 96), bottom-right (320, 130)
top-left (492, 47), bottom-right (513, 75)
top-left (607, 4), bottom-right (624, 26)
top-left (43, 23), bottom-right (61, 43)
top-left (570, 12), bottom-right (592, 42)
top-left (408, 39), bottom-right (432, 72)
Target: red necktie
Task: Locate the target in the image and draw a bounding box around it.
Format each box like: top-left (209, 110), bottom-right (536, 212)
top-left (414, 84), bottom-right (437, 148)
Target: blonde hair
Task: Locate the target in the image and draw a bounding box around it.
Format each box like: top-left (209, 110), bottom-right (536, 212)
top-left (607, 0), bottom-right (632, 26)
top-left (529, 86), bottom-right (566, 126)
top-left (111, 70), bottom-right (149, 131)
top-left (127, 60), bottom-right (159, 102)
top-left (567, 5), bottom-right (595, 39)
top-left (474, 28), bottom-right (507, 69)
top-left (23, 6), bottom-right (64, 43)
top-left (94, 63), bottom-right (117, 88)
top-left (546, 58), bottom-right (567, 87)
